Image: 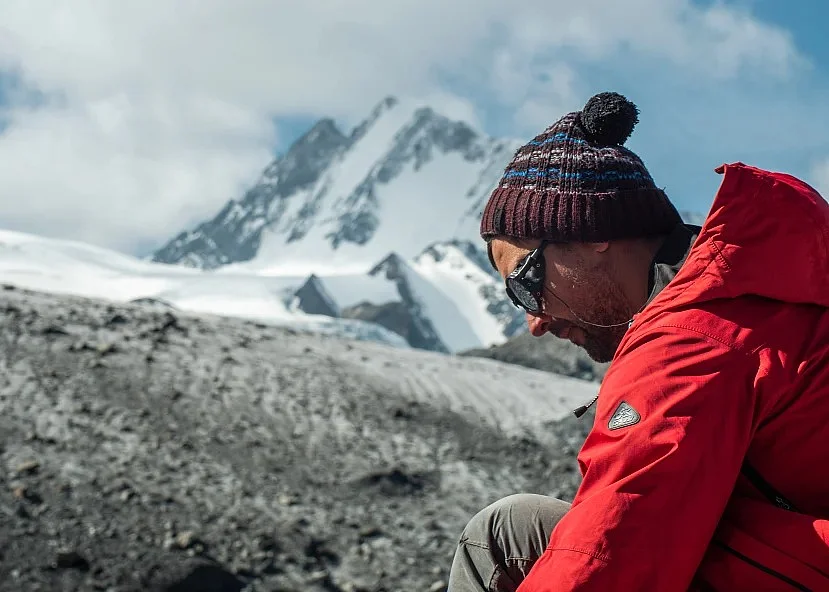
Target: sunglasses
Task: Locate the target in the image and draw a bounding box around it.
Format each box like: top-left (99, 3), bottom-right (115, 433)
top-left (504, 240), bottom-right (550, 315)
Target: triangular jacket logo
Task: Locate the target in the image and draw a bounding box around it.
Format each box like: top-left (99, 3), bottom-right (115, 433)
top-left (608, 401), bottom-right (641, 430)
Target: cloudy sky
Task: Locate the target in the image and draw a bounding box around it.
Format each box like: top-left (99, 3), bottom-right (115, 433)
top-left (1, 0), bottom-right (828, 256)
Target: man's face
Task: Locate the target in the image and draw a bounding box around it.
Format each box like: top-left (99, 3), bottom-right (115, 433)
top-left (489, 237), bottom-right (631, 363)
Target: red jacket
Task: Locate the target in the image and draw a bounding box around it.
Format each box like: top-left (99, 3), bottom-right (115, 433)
top-left (518, 162), bottom-right (829, 591)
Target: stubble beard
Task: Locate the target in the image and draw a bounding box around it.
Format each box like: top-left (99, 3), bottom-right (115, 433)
top-left (565, 273), bottom-right (633, 364)
top-left (580, 322), bottom-right (629, 363)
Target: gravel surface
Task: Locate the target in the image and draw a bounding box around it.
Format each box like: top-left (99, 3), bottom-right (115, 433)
top-left (0, 285), bottom-right (593, 591)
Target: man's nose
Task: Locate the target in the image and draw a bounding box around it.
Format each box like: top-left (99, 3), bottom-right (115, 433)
top-left (527, 313), bottom-right (551, 337)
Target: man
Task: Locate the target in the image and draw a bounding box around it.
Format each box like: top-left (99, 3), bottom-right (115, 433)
top-left (448, 91), bottom-right (829, 591)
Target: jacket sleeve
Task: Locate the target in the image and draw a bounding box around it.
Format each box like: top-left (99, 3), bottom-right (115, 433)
top-left (518, 324), bottom-right (763, 591)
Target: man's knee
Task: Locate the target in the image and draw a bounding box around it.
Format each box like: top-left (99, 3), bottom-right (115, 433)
top-left (459, 493), bottom-right (570, 551)
top-left (449, 494), bottom-right (570, 591)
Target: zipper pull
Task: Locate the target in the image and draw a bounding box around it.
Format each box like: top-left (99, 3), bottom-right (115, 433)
top-left (573, 395), bottom-right (599, 418)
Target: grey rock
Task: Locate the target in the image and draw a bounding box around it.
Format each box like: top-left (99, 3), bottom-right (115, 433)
top-left (293, 274), bottom-right (340, 317)
top-left (339, 301), bottom-right (418, 348)
top-left (459, 331), bottom-right (609, 382)
top-left (54, 549), bottom-right (90, 571)
top-left (369, 253), bottom-right (448, 352)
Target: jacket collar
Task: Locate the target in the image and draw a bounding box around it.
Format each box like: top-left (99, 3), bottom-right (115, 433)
top-left (644, 223), bottom-right (700, 307)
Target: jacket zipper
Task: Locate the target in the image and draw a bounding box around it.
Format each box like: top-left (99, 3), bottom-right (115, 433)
top-left (712, 541), bottom-right (813, 591)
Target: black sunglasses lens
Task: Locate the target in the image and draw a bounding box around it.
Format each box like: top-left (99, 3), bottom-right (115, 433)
top-left (505, 243), bottom-right (547, 314)
top-left (507, 278), bottom-right (540, 313)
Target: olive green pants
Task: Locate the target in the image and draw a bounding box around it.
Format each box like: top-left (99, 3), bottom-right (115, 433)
top-left (447, 494), bottom-right (570, 592)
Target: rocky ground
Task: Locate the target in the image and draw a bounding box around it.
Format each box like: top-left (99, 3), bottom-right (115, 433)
top-left (0, 285), bottom-right (594, 592)
top-left (459, 331), bottom-right (610, 382)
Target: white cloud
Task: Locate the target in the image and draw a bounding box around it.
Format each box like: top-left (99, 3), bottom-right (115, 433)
top-left (0, 0), bottom-right (807, 253)
top-left (0, 95), bottom-right (273, 253)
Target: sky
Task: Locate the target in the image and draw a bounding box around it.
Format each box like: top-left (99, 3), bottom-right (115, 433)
top-left (0, 0), bottom-right (828, 257)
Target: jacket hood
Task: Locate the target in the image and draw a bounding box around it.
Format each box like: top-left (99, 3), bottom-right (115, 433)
top-left (653, 162), bottom-right (829, 312)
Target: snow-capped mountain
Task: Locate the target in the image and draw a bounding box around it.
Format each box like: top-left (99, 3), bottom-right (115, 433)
top-left (148, 95), bottom-right (528, 351)
top-left (152, 96), bottom-right (519, 274)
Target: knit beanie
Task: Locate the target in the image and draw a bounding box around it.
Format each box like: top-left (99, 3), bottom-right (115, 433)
top-left (480, 91), bottom-right (682, 243)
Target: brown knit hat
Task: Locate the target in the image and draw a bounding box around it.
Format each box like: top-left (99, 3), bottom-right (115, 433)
top-left (480, 92), bottom-right (682, 243)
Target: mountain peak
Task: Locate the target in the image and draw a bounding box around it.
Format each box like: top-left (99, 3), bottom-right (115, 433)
top-left (293, 273), bottom-right (340, 317)
top-left (416, 239), bottom-right (496, 279)
top-left (368, 252), bottom-right (408, 277)
top-left (274, 117), bottom-right (350, 188)
top-left (297, 117), bottom-right (347, 149)
top-left (152, 94), bottom-right (516, 274)
top-left (374, 95), bottom-right (399, 113)
top-left (350, 96), bottom-right (400, 143)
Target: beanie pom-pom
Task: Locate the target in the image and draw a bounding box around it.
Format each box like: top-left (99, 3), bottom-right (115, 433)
top-left (580, 92), bottom-right (639, 146)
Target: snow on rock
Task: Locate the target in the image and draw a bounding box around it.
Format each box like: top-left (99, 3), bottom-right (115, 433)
top-left (0, 229), bottom-right (408, 348)
top-left (413, 240), bottom-right (525, 348)
top-left (363, 252), bottom-right (475, 353)
top-left (283, 241), bottom-right (524, 353)
top-left (392, 257), bottom-right (483, 353)
top-left (313, 273), bottom-right (401, 310)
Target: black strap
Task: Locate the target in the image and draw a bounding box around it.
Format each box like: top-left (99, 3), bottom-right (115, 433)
top-left (741, 461), bottom-right (798, 512)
